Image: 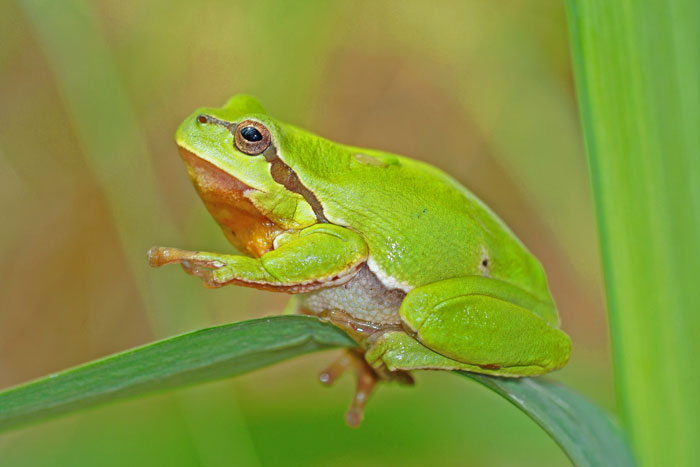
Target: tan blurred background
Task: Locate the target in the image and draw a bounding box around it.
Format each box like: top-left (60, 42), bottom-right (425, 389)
top-left (0, 1), bottom-right (610, 465)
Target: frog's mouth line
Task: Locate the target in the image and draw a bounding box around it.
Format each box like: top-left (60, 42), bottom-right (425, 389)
top-left (178, 146), bottom-right (257, 195)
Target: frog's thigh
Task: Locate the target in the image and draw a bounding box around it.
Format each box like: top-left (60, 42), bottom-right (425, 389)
top-left (398, 278), bottom-right (571, 375)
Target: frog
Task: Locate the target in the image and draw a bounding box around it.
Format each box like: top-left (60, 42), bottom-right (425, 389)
top-left (148, 95), bottom-right (571, 426)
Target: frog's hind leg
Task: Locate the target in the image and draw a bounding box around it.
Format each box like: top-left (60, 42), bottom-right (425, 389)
top-left (313, 309), bottom-right (413, 426)
top-left (394, 276), bottom-right (571, 376)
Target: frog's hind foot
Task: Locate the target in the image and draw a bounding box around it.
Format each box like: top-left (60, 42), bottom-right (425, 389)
top-left (320, 349), bottom-right (413, 427)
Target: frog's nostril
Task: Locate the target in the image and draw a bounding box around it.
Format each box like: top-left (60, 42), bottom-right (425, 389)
top-left (195, 114), bottom-right (237, 134)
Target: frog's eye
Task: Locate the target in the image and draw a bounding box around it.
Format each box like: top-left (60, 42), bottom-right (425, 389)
top-left (234, 120), bottom-right (271, 155)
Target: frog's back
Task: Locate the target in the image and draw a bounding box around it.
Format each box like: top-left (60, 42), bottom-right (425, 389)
top-left (275, 123), bottom-right (551, 304)
top-left (316, 148), bottom-right (551, 303)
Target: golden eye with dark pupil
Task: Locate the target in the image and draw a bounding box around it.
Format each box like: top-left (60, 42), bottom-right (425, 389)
top-left (234, 119), bottom-right (271, 155)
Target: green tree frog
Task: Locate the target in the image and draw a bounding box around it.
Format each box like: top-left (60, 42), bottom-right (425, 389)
top-left (149, 95), bottom-right (571, 426)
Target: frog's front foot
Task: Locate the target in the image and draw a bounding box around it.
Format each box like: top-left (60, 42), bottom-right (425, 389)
top-left (147, 246), bottom-right (229, 288)
top-left (320, 348), bottom-right (413, 427)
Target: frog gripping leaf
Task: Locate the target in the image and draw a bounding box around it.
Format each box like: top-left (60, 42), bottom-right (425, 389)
top-left (148, 95), bottom-right (571, 426)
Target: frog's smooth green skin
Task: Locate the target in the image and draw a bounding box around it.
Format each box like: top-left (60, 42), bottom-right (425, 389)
top-left (148, 95), bottom-right (571, 426)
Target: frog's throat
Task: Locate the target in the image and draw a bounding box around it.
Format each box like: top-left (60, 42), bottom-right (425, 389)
top-left (199, 113), bottom-right (329, 224)
top-left (178, 147), bottom-right (282, 257)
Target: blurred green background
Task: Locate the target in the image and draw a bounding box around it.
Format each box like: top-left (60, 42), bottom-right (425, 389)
top-left (0, 1), bottom-right (610, 465)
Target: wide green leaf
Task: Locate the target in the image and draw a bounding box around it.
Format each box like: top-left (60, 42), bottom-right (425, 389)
top-left (0, 316), bottom-right (632, 465)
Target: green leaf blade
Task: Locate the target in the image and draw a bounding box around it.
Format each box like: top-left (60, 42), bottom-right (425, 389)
top-left (0, 316), bottom-right (355, 432)
top-left (0, 316), bottom-right (634, 465)
top-left (463, 373), bottom-right (634, 467)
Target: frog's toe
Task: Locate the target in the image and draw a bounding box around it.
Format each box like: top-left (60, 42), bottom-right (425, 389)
top-left (319, 349), bottom-right (356, 386)
top-left (318, 349), bottom-right (379, 427)
top-left (319, 349), bottom-right (417, 427)
top-left (179, 260), bottom-right (197, 276)
top-left (345, 363), bottom-right (377, 427)
top-left (147, 246), bottom-right (195, 267)
top-left (178, 261), bottom-right (228, 288)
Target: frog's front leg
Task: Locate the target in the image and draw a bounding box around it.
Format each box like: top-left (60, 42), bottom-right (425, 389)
top-left (367, 276), bottom-right (571, 377)
top-left (148, 224), bottom-right (368, 292)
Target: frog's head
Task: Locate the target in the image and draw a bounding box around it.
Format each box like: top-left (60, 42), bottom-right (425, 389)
top-left (176, 95), bottom-right (327, 257)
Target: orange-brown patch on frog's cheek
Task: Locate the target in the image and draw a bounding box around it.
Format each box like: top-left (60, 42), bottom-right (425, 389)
top-left (179, 147), bottom-right (283, 258)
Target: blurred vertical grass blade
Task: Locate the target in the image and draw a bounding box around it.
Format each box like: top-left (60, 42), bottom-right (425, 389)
top-left (0, 315), bottom-right (633, 466)
top-left (462, 373), bottom-right (633, 467)
top-left (17, 0), bottom-right (198, 334)
top-left (566, 1), bottom-right (700, 465)
top-left (17, 0), bottom-right (260, 462)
